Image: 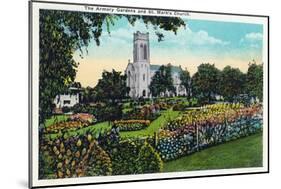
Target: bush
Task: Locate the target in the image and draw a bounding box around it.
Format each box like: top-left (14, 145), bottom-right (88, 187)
top-left (137, 142), bottom-right (163, 173)
top-left (173, 103), bottom-right (188, 111)
top-left (71, 103), bottom-right (122, 122)
top-left (107, 140), bottom-right (140, 175)
top-left (98, 132), bottom-right (163, 175)
top-left (62, 106), bottom-right (71, 113)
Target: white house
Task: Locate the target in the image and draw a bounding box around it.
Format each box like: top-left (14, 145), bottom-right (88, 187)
top-left (53, 87), bottom-right (81, 108)
top-left (125, 31), bottom-right (187, 98)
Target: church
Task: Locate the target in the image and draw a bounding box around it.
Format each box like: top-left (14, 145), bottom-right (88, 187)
top-left (125, 31), bottom-right (187, 99)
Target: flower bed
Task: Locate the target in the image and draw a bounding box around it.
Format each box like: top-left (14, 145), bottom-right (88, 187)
top-left (39, 134), bottom-right (112, 179)
top-left (156, 104), bottom-right (263, 161)
top-left (45, 113), bottom-right (96, 133)
top-left (45, 121), bottom-right (90, 133)
top-left (113, 120), bottom-right (150, 131)
top-left (69, 113), bottom-right (96, 124)
top-left (122, 104), bottom-right (161, 121)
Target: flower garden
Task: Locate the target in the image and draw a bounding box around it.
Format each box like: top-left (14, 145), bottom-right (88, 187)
top-left (39, 100), bottom-right (263, 179)
top-left (156, 103), bottom-right (263, 161)
top-left (113, 120), bottom-right (150, 131)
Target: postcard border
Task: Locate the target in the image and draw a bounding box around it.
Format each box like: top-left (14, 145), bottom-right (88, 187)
top-left (28, 0), bottom-right (270, 188)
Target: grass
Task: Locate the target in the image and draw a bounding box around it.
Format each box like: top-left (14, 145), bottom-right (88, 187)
top-left (120, 109), bottom-right (180, 138)
top-left (45, 115), bottom-right (69, 127)
top-left (163, 132), bottom-right (263, 172)
top-left (44, 109), bottom-right (180, 140)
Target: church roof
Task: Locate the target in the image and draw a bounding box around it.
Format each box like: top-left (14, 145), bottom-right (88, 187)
top-left (150, 64), bottom-right (182, 74)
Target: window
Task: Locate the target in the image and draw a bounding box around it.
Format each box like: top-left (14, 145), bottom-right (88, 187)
top-left (143, 74), bottom-right (145, 81)
top-left (128, 71), bottom-right (131, 85)
top-left (144, 44), bottom-right (147, 60)
top-left (140, 44), bottom-right (144, 60)
top-left (63, 100), bottom-right (70, 105)
top-left (142, 90), bottom-right (146, 97)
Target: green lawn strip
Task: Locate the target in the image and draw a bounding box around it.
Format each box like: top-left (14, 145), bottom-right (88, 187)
top-left (120, 109), bottom-right (180, 138)
top-left (163, 132), bottom-right (263, 172)
top-left (45, 115), bottom-right (69, 127)
top-left (44, 109), bottom-right (180, 140)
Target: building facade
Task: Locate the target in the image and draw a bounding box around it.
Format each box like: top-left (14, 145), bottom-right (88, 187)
top-left (125, 31), bottom-right (187, 98)
top-left (53, 87), bottom-right (81, 108)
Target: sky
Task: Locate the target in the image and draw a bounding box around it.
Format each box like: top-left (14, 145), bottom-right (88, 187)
top-left (73, 16), bottom-right (264, 87)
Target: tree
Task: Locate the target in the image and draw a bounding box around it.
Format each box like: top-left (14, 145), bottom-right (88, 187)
top-left (149, 64), bottom-right (175, 97)
top-left (180, 68), bottom-right (191, 97)
top-left (81, 86), bottom-right (95, 104)
top-left (245, 61), bottom-right (263, 102)
top-left (219, 66), bottom-right (246, 102)
top-left (39, 9), bottom-right (186, 124)
top-left (93, 69), bottom-right (129, 104)
top-left (191, 63), bottom-right (220, 103)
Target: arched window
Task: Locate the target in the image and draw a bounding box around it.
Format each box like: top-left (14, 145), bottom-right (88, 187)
top-left (143, 74), bottom-right (145, 81)
top-left (144, 44), bottom-right (147, 60)
top-left (140, 44), bottom-right (143, 60)
top-left (128, 71), bottom-right (131, 86)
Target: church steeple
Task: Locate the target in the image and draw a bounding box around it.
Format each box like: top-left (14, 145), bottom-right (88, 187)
top-left (133, 31), bottom-right (150, 63)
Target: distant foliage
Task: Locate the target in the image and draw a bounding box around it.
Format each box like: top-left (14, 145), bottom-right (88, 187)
top-left (180, 69), bottom-right (191, 97)
top-left (149, 64), bottom-right (176, 97)
top-left (191, 63), bottom-right (221, 104)
top-left (219, 66), bottom-right (246, 102)
top-left (246, 62), bottom-right (263, 102)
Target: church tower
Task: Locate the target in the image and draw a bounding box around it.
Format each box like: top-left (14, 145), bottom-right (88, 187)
top-left (132, 31), bottom-right (150, 98)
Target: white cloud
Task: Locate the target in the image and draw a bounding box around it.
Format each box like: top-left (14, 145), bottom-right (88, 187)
top-left (244, 32), bottom-right (263, 41)
top-left (239, 32), bottom-right (263, 49)
top-left (188, 29), bottom-right (230, 46)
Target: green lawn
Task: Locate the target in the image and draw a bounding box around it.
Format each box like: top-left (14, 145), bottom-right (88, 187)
top-left (45, 115), bottom-right (69, 127)
top-left (120, 109), bottom-right (180, 138)
top-left (163, 133), bottom-right (263, 172)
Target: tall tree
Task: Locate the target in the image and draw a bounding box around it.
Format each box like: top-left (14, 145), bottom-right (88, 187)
top-left (191, 63), bottom-right (220, 103)
top-left (81, 86), bottom-right (95, 104)
top-left (39, 10), bottom-right (186, 124)
top-left (93, 69), bottom-right (129, 104)
top-left (179, 68), bottom-right (191, 97)
top-left (219, 66), bottom-right (246, 102)
top-left (149, 64), bottom-right (175, 97)
top-left (246, 61), bottom-right (263, 102)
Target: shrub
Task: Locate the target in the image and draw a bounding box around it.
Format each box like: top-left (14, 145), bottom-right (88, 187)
top-left (172, 103), bottom-right (187, 111)
top-left (107, 140), bottom-right (140, 175)
top-left (137, 142), bottom-right (163, 173)
top-left (71, 103), bottom-right (123, 122)
top-left (62, 106), bottom-right (71, 113)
